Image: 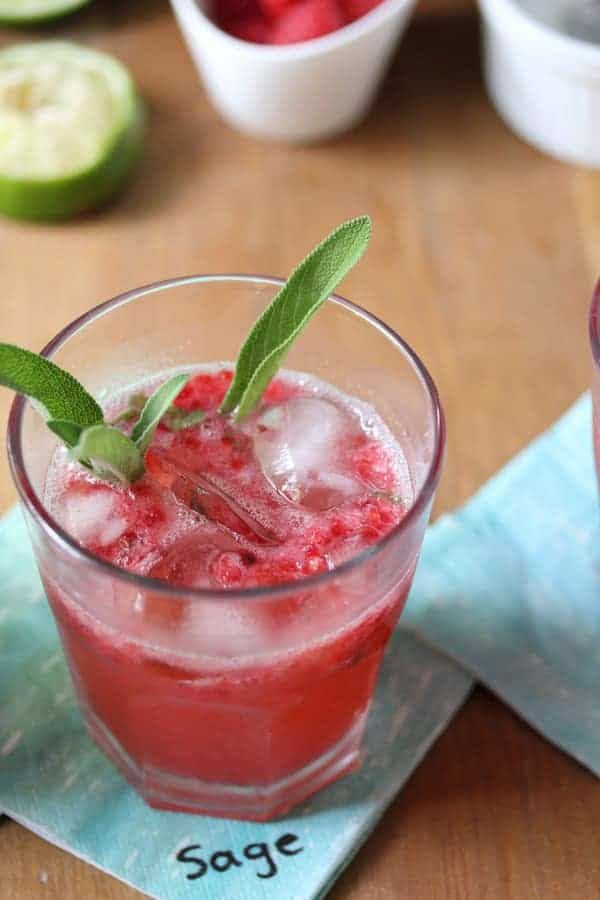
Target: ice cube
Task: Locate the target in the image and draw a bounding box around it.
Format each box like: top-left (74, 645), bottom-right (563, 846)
top-left (62, 485), bottom-right (128, 547)
top-left (148, 528), bottom-right (255, 590)
top-left (145, 446), bottom-right (281, 545)
top-left (187, 598), bottom-right (269, 658)
top-left (251, 397), bottom-right (363, 510)
top-left (146, 530), bottom-right (269, 654)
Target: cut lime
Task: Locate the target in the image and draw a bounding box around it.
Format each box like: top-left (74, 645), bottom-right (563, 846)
top-left (0, 41), bottom-right (145, 221)
top-left (0, 0), bottom-right (93, 26)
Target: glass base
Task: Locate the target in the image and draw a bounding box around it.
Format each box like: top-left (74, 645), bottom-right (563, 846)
top-left (84, 707), bottom-right (366, 821)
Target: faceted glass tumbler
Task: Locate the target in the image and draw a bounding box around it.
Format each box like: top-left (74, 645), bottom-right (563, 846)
top-left (8, 276), bottom-right (445, 821)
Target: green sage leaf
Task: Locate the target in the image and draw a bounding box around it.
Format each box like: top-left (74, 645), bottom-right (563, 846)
top-left (220, 216), bottom-right (372, 420)
top-left (131, 373), bottom-right (190, 453)
top-left (163, 406), bottom-right (205, 431)
top-left (0, 343), bottom-right (103, 428)
top-left (71, 424), bottom-right (144, 486)
top-left (110, 392), bottom-right (146, 425)
top-left (47, 419), bottom-right (83, 448)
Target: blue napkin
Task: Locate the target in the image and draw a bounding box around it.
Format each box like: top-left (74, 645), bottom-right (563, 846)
top-left (0, 511), bottom-right (470, 899)
top-left (407, 393), bottom-right (600, 776)
top-left (0, 393), bottom-right (597, 899)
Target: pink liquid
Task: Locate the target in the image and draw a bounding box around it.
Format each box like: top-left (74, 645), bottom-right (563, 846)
top-left (43, 369), bottom-right (415, 819)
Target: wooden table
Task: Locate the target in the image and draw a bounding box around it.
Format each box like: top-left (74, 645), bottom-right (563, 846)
top-left (2, 2), bottom-right (600, 897)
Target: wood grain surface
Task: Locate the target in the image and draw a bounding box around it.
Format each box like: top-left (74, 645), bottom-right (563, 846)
top-left (418, 0), bottom-right (473, 14)
top-left (2, 2), bottom-right (600, 899)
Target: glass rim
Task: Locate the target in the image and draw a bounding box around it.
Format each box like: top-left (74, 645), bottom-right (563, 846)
top-left (590, 279), bottom-right (600, 366)
top-left (7, 274), bottom-right (446, 602)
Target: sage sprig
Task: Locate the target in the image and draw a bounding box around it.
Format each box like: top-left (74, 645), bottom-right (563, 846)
top-left (71, 423), bottom-right (147, 486)
top-left (1, 215), bottom-right (372, 484)
top-left (0, 344), bottom-right (103, 432)
top-left (0, 342), bottom-right (191, 487)
top-left (131, 374), bottom-right (190, 453)
top-left (110, 392), bottom-right (205, 432)
top-left (221, 216), bottom-right (372, 421)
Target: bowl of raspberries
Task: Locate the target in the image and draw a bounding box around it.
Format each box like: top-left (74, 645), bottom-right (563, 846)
top-left (170, 0), bottom-right (418, 141)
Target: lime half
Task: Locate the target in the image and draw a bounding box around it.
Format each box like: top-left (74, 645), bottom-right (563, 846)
top-left (0, 0), bottom-right (93, 26)
top-left (0, 41), bottom-right (145, 221)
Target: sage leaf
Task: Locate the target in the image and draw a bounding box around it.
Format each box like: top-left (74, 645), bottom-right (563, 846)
top-left (110, 392), bottom-right (146, 425)
top-left (47, 419), bottom-right (83, 448)
top-left (220, 216), bottom-right (372, 420)
top-left (131, 373), bottom-right (190, 453)
top-left (72, 424), bottom-right (144, 486)
top-left (163, 406), bottom-right (205, 431)
top-left (0, 343), bottom-right (103, 427)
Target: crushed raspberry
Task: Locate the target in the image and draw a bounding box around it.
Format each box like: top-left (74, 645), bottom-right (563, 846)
top-left (251, 558), bottom-right (303, 587)
top-left (227, 15), bottom-right (270, 42)
top-left (211, 551), bottom-right (248, 586)
top-left (352, 438), bottom-right (395, 490)
top-left (214, 0), bottom-right (260, 23)
top-left (339, 0), bottom-right (379, 21)
top-left (262, 378), bottom-right (299, 404)
top-left (259, 0), bottom-right (294, 19)
top-left (269, 0), bottom-right (345, 43)
top-left (212, 0), bottom-right (376, 43)
top-left (54, 371), bottom-right (407, 595)
top-left (174, 370), bottom-right (233, 412)
top-left (330, 518), bottom-right (346, 538)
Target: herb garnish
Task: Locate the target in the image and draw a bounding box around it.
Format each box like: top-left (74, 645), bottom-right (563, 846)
top-left (0, 344), bottom-right (190, 486)
top-left (221, 216), bottom-right (371, 420)
top-left (0, 216), bottom-right (372, 484)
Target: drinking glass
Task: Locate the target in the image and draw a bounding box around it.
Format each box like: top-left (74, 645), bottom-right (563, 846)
top-left (8, 276), bottom-right (445, 821)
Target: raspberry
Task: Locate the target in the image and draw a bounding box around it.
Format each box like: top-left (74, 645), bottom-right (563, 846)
top-left (252, 559), bottom-right (300, 587)
top-left (211, 551), bottom-right (247, 586)
top-left (226, 15), bottom-right (270, 42)
top-left (214, 0), bottom-right (259, 24)
top-left (174, 370), bottom-right (233, 412)
top-left (330, 518), bottom-right (347, 539)
top-left (303, 525), bottom-right (328, 549)
top-left (269, 0), bottom-right (345, 44)
top-left (353, 438), bottom-right (394, 489)
top-left (340, 0), bottom-right (380, 22)
top-left (262, 377), bottom-right (298, 404)
top-left (259, 0), bottom-right (294, 18)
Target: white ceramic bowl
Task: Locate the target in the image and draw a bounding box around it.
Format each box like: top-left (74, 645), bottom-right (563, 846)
top-left (479, 0), bottom-right (600, 168)
top-left (170, 0), bottom-right (417, 142)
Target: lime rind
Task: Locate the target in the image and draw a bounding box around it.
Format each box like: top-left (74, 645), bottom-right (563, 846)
top-left (0, 41), bottom-right (145, 220)
top-left (0, 0), bottom-right (93, 25)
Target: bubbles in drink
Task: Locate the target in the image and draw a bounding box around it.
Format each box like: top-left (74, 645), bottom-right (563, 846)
top-left (44, 367), bottom-right (414, 596)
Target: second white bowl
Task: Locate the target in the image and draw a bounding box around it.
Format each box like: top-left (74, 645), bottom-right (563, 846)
top-left (170, 0), bottom-right (418, 142)
top-left (479, 0), bottom-right (600, 168)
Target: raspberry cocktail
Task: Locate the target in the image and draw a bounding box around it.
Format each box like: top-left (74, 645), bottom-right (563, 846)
top-left (6, 223), bottom-right (444, 820)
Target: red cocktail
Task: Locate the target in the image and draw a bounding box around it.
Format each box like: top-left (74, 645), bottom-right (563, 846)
top-left (8, 276), bottom-right (444, 820)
